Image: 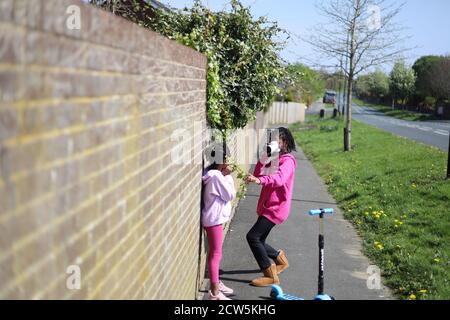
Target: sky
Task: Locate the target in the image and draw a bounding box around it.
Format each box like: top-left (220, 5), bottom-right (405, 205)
top-left (161, 0), bottom-right (450, 73)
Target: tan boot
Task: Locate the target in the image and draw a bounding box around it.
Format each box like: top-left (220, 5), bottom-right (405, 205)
top-left (250, 264), bottom-right (280, 287)
top-left (275, 250), bottom-right (289, 274)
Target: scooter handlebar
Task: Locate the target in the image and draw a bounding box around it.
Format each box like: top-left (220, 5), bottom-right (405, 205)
top-left (309, 208), bottom-right (334, 216)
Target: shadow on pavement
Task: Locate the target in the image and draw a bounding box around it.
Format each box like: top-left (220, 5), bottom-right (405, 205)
top-left (218, 277), bottom-right (254, 284)
top-left (220, 269), bottom-right (260, 275)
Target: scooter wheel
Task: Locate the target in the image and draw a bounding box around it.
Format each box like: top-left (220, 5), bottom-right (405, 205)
top-left (270, 285), bottom-right (283, 299)
top-left (270, 289), bottom-right (277, 299)
top-left (314, 294), bottom-right (334, 300)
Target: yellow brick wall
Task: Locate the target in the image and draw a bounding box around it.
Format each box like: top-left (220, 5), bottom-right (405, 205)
top-left (0, 0), bottom-right (207, 299)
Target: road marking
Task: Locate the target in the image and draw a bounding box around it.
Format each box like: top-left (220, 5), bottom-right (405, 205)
top-left (356, 106), bottom-right (450, 136)
top-left (435, 130), bottom-right (450, 136)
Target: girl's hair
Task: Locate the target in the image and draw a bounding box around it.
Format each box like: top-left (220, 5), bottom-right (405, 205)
top-left (278, 127), bottom-right (297, 153)
top-left (209, 143), bottom-right (231, 170)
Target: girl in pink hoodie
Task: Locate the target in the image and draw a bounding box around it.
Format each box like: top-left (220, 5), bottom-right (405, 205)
top-left (245, 127), bottom-right (297, 287)
top-left (202, 145), bottom-right (236, 300)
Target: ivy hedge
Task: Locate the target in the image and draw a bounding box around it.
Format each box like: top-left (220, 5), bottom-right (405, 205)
top-left (90, 0), bottom-right (288, 132)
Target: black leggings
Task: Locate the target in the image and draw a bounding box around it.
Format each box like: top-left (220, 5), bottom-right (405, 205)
top-left (246, 216), bottom-right (280, 270)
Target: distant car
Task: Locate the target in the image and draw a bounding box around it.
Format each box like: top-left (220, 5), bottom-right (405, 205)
top-left (323, 90), bottom-right (337, 104)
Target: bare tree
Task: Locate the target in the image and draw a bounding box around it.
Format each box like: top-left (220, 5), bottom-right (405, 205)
top-left (305, 0), bottom-right (409, 151)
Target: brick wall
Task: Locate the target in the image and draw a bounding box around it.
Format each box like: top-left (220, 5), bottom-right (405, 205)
top-left (0, 0), bottom-right (207, 299)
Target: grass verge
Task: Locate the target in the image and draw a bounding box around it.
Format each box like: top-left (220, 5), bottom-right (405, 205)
top-left (290, 115), bottom-right (450, 300)
top-left (353, 98), bottom-right (442, 121)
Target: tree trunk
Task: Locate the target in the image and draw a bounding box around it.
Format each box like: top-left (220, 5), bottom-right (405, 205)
top-left (345, 76), bottom-right (353, 151)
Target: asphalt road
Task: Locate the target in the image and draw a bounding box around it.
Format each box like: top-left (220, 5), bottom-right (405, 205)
top-left (307, 100), bottom-right (450, 151)
top-left (352, 104), bottom-right (450, 151)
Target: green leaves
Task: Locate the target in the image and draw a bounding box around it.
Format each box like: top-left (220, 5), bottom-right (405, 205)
top-left (148, 1), bottom-right (287, 131)
top-left (283, 64), bottom-right (325, 105)
top-left (355, 71), bottom-right (390, 102)
top-left (227, 157), bottom-right (248, 200)
top-left (90, 0), bottom-right (287, 129)
top-left (389, 60), bottom-right (416, 103)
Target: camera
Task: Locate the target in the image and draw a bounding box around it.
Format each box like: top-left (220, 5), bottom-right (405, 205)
top-left (266, 129), bottom-right (280, 157)
top-left (266, 141), bottom-right (280, 157)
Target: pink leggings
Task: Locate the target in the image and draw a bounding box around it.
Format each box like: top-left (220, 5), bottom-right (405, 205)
top-left (205, 224), bottom-right (223, 285)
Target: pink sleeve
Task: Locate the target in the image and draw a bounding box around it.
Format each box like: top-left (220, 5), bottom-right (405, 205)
top-left (253, 161), bottom-right (265, 177)
top-left (258, 158), bottom-right (295, 188)
top-left (211, 175), bottom-right (236, 202)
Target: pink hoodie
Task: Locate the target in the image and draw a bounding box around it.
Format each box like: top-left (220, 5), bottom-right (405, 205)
top-left (201, 170), bottom-right (236, 228)
top-left (253, 153), bottom-right (297, 225)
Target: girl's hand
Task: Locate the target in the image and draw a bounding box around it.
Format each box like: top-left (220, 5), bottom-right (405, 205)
top-left (245, 174), bottom-right (261, 185)
top-left (220, 165), bottom-right (232, 176)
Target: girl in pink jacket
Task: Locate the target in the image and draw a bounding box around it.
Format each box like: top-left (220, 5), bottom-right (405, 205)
top-left (202, 145), bottom-right (236, 300)
top-left (245, 127), bottom-right (297, 287)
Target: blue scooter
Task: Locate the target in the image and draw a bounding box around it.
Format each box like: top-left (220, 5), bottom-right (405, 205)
top-left (270, 208), bottom-right (335, 300)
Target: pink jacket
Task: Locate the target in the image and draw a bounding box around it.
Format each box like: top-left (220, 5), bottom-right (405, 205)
top-left (201, 170), bottom-right (236, 228)
top-left (253, 153), bottom-right (297, 224)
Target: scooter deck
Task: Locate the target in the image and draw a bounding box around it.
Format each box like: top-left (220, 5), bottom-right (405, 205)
top-left (270, 285), bottom-right (304, 300)
top-left (276, 293), bottom-right (304, 300)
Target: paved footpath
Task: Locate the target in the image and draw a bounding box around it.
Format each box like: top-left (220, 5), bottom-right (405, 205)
top-left (205, 147), bottom-right (393, 300)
